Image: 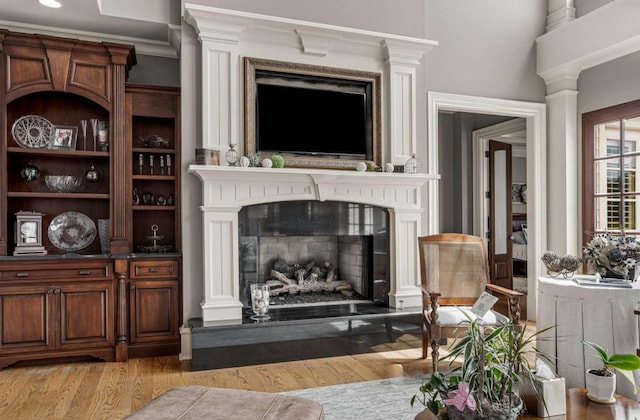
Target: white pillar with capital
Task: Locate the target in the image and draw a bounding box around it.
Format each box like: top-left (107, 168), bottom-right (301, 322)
top-left (200, 207), bottom-right (243, 323)
top-left (384, 39), bottom-right (435, 166)
top-left (387, 208), bottom-right (424, 309)
top-left (545, 84), bottom-right (579, 255)
top-left (184, 8), bottom-right (249, 155)
top-left (546, 0), bottom-right (575, 32)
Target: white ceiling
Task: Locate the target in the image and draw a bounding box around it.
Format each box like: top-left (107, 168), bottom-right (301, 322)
top-left (0, 0), bottom-right (181, 57)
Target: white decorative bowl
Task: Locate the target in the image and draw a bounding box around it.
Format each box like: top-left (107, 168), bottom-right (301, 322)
top-left (45, 175), bottom-right (82, 193)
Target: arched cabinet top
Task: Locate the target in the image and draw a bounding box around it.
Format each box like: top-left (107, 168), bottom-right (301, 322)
top-left (0, 30), bottom-right (136, 108)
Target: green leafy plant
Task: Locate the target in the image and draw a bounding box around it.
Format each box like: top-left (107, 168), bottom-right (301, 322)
top-left (412, 311), bottom-right (554, 417)
top-left (583, 340), bottom-right (640, 391)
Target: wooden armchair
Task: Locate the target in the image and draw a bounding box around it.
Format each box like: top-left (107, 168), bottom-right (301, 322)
top-left (418, 233), bottom-right (522, 372)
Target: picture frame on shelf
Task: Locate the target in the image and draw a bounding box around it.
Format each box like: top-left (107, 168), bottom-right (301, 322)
top-left (49, 125), bottom-right (78, 150)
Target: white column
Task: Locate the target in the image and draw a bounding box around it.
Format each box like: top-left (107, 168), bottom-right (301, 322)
top-left (200, 207), bottom-right (243, 323)
top-left (546, 0), bottom-right (575, 32)
top-left (199, 37), bottom-right (240, 155)
top-left (545, 81), bottom-right (579, 255)
top-left (184, 8), bottom-right (250, 157)
top-left (387, 208), bottom-right (424, 309)
top-left (384, 40), bottom-right (429, 166)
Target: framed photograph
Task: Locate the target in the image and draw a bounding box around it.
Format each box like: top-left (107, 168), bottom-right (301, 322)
top-left (511, 183), bottom-right (523, 203)
top-left (49, 125), bottom-right (78, 150)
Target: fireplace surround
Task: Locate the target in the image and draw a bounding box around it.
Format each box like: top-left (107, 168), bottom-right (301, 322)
top-left (184, 5), bottom-right (439, 325)
top-left (189, 166), bottom-right (437, 323)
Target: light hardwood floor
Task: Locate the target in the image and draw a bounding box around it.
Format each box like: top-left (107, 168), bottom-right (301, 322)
top-left (0, 334), bottom-right (431, 419)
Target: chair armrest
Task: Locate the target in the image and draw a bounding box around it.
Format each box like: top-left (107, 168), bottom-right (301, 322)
top-left (421, 286), bottom-right (441, 299)
top-left (486, 284), bottom-right (522, 328)
top-left (486, 283), bottom-right (523, 298)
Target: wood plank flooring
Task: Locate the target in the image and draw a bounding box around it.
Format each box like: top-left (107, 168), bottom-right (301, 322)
top-left (0, 333), bottom-right (431, 419)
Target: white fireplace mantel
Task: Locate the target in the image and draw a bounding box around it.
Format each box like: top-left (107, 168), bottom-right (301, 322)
top-left (189, 165), bottom-right (439, 323)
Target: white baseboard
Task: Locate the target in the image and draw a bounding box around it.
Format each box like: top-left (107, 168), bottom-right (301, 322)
top-left (179, 326), bottom-right (192, 360)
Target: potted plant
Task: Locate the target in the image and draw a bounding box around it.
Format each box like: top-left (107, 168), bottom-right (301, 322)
top-left (583, 234), bottom-right (640, 280)
top-left (412, 313), bottom-right (552, 419)
top-left (583, 340), bottom-right (640, 403)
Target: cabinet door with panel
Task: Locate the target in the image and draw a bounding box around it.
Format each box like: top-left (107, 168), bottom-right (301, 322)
top-left (0, 284), bottom-right (54, 353)
top-left (129, 259), bottom-right (180, 346)
top-left (59, 281), bottom-right (114, 349)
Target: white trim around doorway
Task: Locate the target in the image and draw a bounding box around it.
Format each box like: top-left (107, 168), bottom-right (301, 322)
top-left (427, 91), bottom-right (546, 321)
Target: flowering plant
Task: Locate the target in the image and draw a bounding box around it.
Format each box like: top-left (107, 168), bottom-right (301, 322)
top-left (583, 234), bottom-right (640, 280)
top-left (412, 313), bottom-right (552, 418)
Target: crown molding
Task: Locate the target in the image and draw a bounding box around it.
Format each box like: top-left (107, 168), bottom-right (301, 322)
top-left (0, 20), bottom-right (179, 58)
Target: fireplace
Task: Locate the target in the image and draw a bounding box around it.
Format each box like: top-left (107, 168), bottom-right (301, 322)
top-left (188, 166), bottom-right (436, 323)
top-left (184, 5), bottom-right (439, 325)
top-left (238, 201), bottom-right (389, 308)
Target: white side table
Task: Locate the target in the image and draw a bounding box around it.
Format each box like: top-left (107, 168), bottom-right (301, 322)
top-left (537, 276), bottom-right (640, 400)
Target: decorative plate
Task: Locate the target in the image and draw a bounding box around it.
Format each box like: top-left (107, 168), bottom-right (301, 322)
top-left (48, 211), bottom-right (97, 252)
top-left (11, 115), bottom-right (55, 148)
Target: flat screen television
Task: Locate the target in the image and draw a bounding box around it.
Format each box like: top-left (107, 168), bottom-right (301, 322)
top-left (256, 83), bottom-right (367, 158)
top-left (244, 58), bottom-right (381, 168)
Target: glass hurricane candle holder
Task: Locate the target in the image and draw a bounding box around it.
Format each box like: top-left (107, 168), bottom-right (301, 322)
top-left (250, 283), bottom-right (271, 321)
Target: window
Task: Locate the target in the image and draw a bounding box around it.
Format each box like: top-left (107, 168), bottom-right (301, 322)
top-left (583, 100), bottom-right (640, 243)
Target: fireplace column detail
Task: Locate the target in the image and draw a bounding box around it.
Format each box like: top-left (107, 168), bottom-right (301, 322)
top-left (200, 207), bottom-right (243, 322)
top-left (184, 7), bottom-right (249, 156)
top-left (384, 40), bottom-right (434, 166)
top-left (387, 208), bottom-right (424, 309)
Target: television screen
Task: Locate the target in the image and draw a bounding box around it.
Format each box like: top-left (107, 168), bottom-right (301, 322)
top-left (256, 84), bottom-right (368, 158)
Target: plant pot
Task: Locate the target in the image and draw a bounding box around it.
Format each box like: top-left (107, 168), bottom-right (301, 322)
top-left (444, 394), bottom-right (523, 420)
top-left (585, 369), bottom-right (616, 403)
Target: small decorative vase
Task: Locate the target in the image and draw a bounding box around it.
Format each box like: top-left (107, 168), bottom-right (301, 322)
top-left (404, 153), bottom-right (422, 174)
top-left (85, 164), bottom-right (99, 183)
top-left (261, 158), bottom-right (273, 168)
top-left (20, 162), bottom-right (40, 181)
top-left (225, 143), bottom-right (240, 166)
top-left (250, 283), bottom-right (270, 321)
top-left (384, 163), bottom-right (395, 173)
top-left (355, 162), bottom-right (367, 172)
top-left (239, 156), bottom-right (250, 167)
top-left (98, 219), bottom-right (110, 254)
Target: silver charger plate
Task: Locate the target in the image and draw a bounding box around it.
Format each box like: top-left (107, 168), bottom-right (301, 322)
top-left (48, 211), bottom-right (97, 252)
top-left (11, 115), bottom-right (54, 148)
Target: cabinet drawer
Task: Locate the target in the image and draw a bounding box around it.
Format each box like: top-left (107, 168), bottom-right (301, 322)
top-left (0, 262), bottom-right (112, 281)
top-left (130, 260), bottom-right (178, 279)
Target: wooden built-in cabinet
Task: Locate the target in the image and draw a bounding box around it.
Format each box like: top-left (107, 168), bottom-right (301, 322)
top-left (0, 260), bottom-right (114, 368)
top-left (0, 30), bottom-right (182, 367)
top-left (128, 259), bottom-right (181, 357)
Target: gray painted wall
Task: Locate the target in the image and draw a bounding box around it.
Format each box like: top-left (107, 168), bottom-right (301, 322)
top-left (578, 51), bottom-right (640, 115)
top-left (424, 0), bottom-right (547, 103)
top-left (438, 112), bottom-right (513, 234)
top-left (576, 0), bottom-right (613, 17)
top-left (128, 55), bottom-right (180, 87)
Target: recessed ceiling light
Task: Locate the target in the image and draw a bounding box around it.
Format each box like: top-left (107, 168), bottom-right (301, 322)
top-left (39, 0), bottom-right (62, 8)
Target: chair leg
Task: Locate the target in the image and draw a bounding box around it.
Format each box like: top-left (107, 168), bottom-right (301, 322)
top-left (508, 295), bottom-right (521, 329)
top-left (422, 322), bottom-right (429, 359)
top-left (430, 339), bottom-right (440, 373)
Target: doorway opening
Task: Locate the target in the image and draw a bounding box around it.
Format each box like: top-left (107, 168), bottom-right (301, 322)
top-left (427, 91), bottom-right (546, 321)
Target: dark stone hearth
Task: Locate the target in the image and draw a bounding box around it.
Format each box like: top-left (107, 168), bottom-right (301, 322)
top-left (189, 303), bottom-right (421, 370)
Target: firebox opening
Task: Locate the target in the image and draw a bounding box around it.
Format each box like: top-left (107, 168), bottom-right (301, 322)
top-left (238, 201), bottom-right (389, 309)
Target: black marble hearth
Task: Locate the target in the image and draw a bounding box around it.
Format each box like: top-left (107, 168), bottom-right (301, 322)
top-left (189, 303), bottom-right (421, 370)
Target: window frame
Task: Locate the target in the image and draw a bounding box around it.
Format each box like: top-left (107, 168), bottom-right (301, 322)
top-left (583, 99), bottom-right (640, 244)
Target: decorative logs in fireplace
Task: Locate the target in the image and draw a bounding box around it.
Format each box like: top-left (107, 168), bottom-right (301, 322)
top-left (266, 258), bottom-right (357, 298)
